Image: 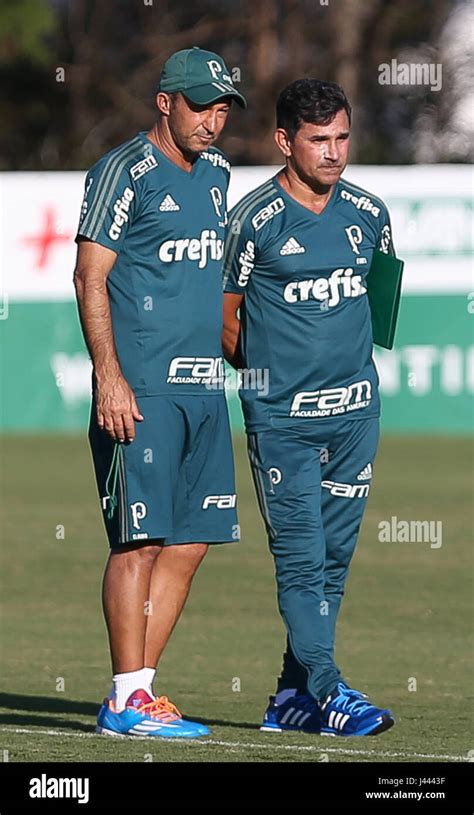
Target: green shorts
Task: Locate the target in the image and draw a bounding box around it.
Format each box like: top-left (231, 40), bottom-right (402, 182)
top-left (88, 394), bottom-right (239, 549)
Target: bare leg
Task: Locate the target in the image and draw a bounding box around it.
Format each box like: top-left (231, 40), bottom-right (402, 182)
top-left (102, 543), bottom-right (162, 674)
top-left (144, 543), bottom-right (208, 669)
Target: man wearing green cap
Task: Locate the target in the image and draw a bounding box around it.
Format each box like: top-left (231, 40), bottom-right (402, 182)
top-left (73, 47), bottom-right (246, 738)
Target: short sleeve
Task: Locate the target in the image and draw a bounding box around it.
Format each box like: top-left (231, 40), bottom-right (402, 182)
top-left (76, 160), bottom-right (137, 253)
top-left (222, 210), bottom-right (257, 294)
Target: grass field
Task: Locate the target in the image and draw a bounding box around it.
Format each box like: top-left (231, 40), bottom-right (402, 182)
top-left (0, 433), bottom-right (472, 763)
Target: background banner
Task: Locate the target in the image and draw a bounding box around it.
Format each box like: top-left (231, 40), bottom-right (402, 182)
top-left (1, 166), bottom-right (472, 433)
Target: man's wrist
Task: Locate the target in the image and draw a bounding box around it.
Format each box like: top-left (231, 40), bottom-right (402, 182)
top-left (94, 363), bottom-right (122, 385)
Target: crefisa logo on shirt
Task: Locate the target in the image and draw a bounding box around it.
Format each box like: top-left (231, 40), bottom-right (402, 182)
top-left (108, 187), bottom-right (134, 240)
top-left (340, 190), bottom-right (380, 217)
top-left (290, 380), bottom-right (372, 418)
top-left (283, 268), bottom-right (366, 307)
top-left (237, 240), bottom-right (256, 287)
top-left (158, 229), bottom-right (223, 269)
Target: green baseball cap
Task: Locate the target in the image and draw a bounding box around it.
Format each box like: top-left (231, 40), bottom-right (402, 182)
top-left (158, 46), bottom-right (247, 109)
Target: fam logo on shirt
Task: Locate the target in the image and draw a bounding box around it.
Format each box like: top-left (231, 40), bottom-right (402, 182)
top-left (321, 480), bottom-right (370, 498)
top-left (167, 356), bottom-right (224, 385)
top-left (130, 155), bottom-right (158, 181)
top-left (202, 494), bottom-right (237, 509)
top-left (290, 380), bottom-right (372, 418)
top-left (252, 198), bottom-right (285, 231)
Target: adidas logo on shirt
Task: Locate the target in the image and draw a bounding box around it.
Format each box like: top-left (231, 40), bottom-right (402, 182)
top-left (280, 237), bottom-right (305, 255)
top-left (159, 194), bottom-right (180, 212)
top-left (357, 463), bottom-right (372, 481)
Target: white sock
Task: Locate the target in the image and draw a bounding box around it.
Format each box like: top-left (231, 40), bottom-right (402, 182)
top-left (275, 688), bottom-right (298, 705)
top-left (108, 668), bottom-right (156, 708)
top-left (111, 668), bottom-right (153, 712)
top-left (143, 666), bottom-right (156, 697)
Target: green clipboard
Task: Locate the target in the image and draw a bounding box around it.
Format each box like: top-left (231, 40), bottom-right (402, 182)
top-left (366, 249), bottom-right (405, 350)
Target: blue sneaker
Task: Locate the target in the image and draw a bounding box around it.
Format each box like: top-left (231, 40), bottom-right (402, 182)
top-left (96, 689), bottom-right (210, 738)
top-left (320, 682), bottom-right (395, 736)
top-left (260, 693), bottom-right (321, 733)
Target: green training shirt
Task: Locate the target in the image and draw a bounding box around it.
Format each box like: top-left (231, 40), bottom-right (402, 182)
top-left (223, 174), bottom-right (394, 431)
top-left (76, 132), bottom-right (231, 395)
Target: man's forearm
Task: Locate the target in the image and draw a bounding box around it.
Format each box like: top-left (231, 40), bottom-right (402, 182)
top-left (222, 318), bottom-right (244, 369)
top-left (74, 276), bottom-right (122, 382)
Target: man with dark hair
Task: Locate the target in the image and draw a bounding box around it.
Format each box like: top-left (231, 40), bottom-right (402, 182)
top-left (276, 77), bottom-right (352, 135)
top-left (223, 78), bottom-right (395, 736)
top-left (74, 47), bottom-right (245, 739)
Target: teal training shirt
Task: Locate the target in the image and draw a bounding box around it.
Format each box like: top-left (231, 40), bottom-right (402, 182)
top-left (76, 131), bottom-right (231, 395)
top-left (223, 174), bottom-right (394, 432)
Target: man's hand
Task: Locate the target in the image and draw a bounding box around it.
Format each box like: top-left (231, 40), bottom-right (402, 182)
top-left (74, 239), bottom-right (144, 442)
top-left (95, 373), bottom-right (144, 443)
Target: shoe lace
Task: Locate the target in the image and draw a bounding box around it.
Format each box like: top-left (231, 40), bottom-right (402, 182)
top-left (138, 695), bottom-right (182, 722)
top-left (335, 686), bottom-right (372, 716)
top-left (321, 684), bottom-right (372, 717)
